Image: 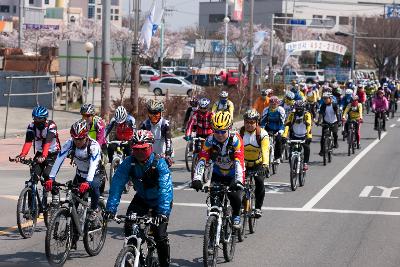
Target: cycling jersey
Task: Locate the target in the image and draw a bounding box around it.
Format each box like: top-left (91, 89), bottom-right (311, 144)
top-left (20, 120), bottom-right (60, 158)
top-left (357, 90), bottom-right (367, 103)
top-left (281, 100), bottom-right (295, 117)
top-left (253, 96), bottom-right (270, 116)
top-left (241, 127), bottom-right (269, 167)
top-left (106, 114), bottom-right (136, 141)
top-left (260, 106), bottom-right (286, 133)
top-left (283, 112), bottom-right (313, 139)
top-left (194, 132), bottom-right (244, 183)
top-left (50, 138), bottom-right (101, 183)
top-left (141, 118), bottom-right (173, 156)
top-left (88, 116), bottom-right (107, 147)
top-left (365, 86), bottom-right (377, 96)
top-left (306, 91), bottom-right (318, 103)
top-left (372, 96), bottom-right (389, 111)
top-left (211, 100), bottom-right (234, 117)
top-left (291, 90), bottom-right (305, 101)
top-left (343, 103), bottom-right (363, 121)
top-left (185, 110), bottom-right (214, 137)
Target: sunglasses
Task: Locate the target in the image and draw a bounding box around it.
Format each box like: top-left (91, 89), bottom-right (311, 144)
top-left (148, 111), bottom-right (161, 115)
top-left (82, 114), bottom-right (92, 118)
top-left (73, 137), bottom-right (86, 141)
top-left (214, 130), bottom-right (228, 135)
top-left (245, 120), bottom-right (257, 124)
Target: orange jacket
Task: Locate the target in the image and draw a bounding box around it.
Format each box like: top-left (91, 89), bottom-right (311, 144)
top-left (253, 96), bottom-right (269, 115)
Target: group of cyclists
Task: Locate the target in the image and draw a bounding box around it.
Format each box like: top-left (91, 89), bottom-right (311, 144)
top-left (10, 75), bottom-right (399, 266)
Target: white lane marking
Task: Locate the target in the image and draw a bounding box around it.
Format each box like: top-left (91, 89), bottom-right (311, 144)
top-left (397, 118), bottom-right (400, 122)
top-left (359, 186), bottom-right (374, 197)
top-left (390, 124), bottom-right (396, 128)
top-left (302, 132), bottom-right (387, 210)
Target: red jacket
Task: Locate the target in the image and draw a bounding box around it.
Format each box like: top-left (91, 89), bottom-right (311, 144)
top-left (357, 91), bottom-right (367, 103)
top-left (185, 110), bottom-right (214, 137)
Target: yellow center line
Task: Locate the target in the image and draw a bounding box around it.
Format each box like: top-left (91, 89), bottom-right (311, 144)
top-left (0, 210), bottom-right (44, 236)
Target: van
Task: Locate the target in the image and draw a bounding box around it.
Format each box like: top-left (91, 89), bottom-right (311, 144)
top-left (303, 69), bottom-right (325, 83)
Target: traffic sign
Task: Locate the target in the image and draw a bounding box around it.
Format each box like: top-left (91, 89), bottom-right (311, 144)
top-left (288, 19), bottom-right (306, 25)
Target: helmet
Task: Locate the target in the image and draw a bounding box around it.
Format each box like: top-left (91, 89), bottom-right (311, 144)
top-left (352, 95), bottom-right (359, 101)
top-left (199, 98), bottom-right (211, 108)
top-left (219, 91), bottom-right (228, 98)
top-left (266, 89), bottom-right (273, 96)
top-left (285, 91), bottom-right (295, 100)
top-left (345, 89), bottom-right (353, 95)
top-left (131, 130), bottom-right (154, 149)
top-left (70, 119), bottom-right (88, 139)
top-left (212, 111), bottom-right (232, 130)
top-left (377, 89), bottom-right (384, 95)
top-left (294, 100), bottom-right (306, 110)
top-left (32, 106), bottom-right (48, 119)
top-left (243, 109), bottom-right (260, 121)
top-left (332, 82), bottom-right (339, 89)
top-left (270, 96), bottom-right (280, 105)
top-left (189, 97), bottom-right (199, 107)
top-left (80, 103), bottom-right (95, 115)
top-left (383, 83), bottom-right (388, 88)
top-left (114, 106), bottom-right (128, 124)
top-left (322, 92), bottom-right (332, 99)
top-left (334, 87), bottom-right (342, 94)
top-left (146, 99), bottom-right (164, 113)
top-left (358, 83), bottom-right (363, 88)
top-left (260, 89), bottom-right (268, 96)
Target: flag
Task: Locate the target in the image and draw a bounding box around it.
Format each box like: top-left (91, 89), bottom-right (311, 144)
top-left (139, 2), bottom-right (156, 51)
top-left (250, 31), bottom-right (268, 61)
top-left (153, 8), bottom-right (164, 35)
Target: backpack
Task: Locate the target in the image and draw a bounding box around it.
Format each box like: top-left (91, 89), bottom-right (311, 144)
top-left (239, 126), bottom-right (261, 147)
top-left (32, 120), bottom-right (61, 154)
top-left (129, 154), bottom-right (160, 189)
top-left (68, 139), bottom-right (92, 165)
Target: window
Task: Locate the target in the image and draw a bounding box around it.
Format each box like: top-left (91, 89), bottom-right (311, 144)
top-left (161, 78), bottom-right (173, 84)
top-left (110, 15), bottom-right (113, 20)
top-left (88, 6), bottom-right (95, 18)
top-left (140, 70), bottom-right (147, 75)
top-left (114, 9), bottom-right (119, 14)
top-left (13, 5), bottom-right (16, 13)
top-left (88, 0), bottom-right (95, 3)
top-left (0, 5), bottom-right (10, 13)
top-left (45, 0), bottom-right (49, 4)
top-left (111, 9), bottom-right (113, 14)
top-left (326, 15), bottom-right (336, 25)
top-left (209, 14), bottom-right (225, 23)
top-left (29, 0), bottom-right (34, 4)
top-left (97, 8), bottom-right (101, 13)
top-left (97, 15), bottom-right (101, 20)
top-left (114, 15), bottom-right (119, 20)
top-left (170, 79), bottom-right (182, 84)
top-left (339, 16), bottom-right (349, 25)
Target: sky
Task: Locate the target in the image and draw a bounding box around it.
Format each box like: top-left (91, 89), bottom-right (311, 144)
top-left (121, 0), bottom-right (200, 30)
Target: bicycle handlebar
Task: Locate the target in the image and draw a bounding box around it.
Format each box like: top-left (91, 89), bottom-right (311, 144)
top-left (107, 141), bottom-right (129, 145)
top-left (114, 214), bottom-right (153, 224)
top-left (9, 157), bottom-right (34, 165)
top-left (287, 139), bottom-right (305, 144)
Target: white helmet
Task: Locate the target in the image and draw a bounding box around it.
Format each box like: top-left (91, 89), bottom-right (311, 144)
top-left (115, 106), bottom-right (128, 124)
top-left (199, 98), bottom-right (211, 108)
top-left (345, 89), bottom-right (353, 95)
top-left (219, 91), bottom-right (228, 98)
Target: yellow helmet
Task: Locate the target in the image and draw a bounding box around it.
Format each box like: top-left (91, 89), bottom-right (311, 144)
top-left (212, 111), bottom-right (232, 130)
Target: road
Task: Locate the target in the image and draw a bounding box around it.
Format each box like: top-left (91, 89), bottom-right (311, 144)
top-left (1, 112), bottom-right (400, 267)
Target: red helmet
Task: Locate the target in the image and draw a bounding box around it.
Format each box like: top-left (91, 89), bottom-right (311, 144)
top-left (269, 96), bottom-right (280, 105)
top-left (70, 119), bottom-right (88, 139)
top-left (131, 130), bottom-right (154, 162)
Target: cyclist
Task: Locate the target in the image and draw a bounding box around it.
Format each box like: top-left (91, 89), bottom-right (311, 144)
top-left (356, 84), bottom-right (367, 107)
top-left (141, 99), bottom-right (173, 166)
top-left (281, 91), bottom-right (296, 116)
top-left (340, 89), bottom-right (354, 109)
top-left (372, 89), bottom-right (389, 131)
top-left (182, 97), bottom-right (198, 132)
top-left (49, 120), bottom-right (102, 234)
top-left (282, 100), bottom-right (313, 171)
top-left (253, 89), bottom-right (270, 115)
top-left (365, 81), bottom-right (377, 108)
top-left (212, 90), bottom-right (234, 117)
top-left (261, 96), bottom-right (285, 164)
top-left (105, 105), bottom-right (136, 161)
top-left (342, 95), bottom-right (363, 149)
top-left (306, 86), bottom-right (318, 120)
top-left (290, 84), bottom-right (305, 101)
top-left (184, 98), bottom-right (214, 152)
top-left (80, 103), bottom-right (107, 151)
top-left (240, 109), bottom-right (269, 218)
top-left (17, 106), bottom-right (60, 193)
top-left (106, 130), bottom-right (172, 267)
top-left (191, 111), bottom-right (245, 229)
top-left (317, 92), bottom-right (340, 156)
top-left (388, 84), bottom-right (399, 115)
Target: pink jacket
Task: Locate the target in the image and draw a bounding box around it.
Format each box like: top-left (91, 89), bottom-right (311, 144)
top-left (372, 96), bottom-right (389, 111)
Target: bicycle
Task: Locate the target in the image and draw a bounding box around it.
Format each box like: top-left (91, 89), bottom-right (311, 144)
top-left (267, 132), bottom-right (278, 176)
top-left (184, 137), bottom-right (194, 172)
top-left (320, 123), bottom-right (334, 166)
top-left (287, 140), bottom-right (306, 191)
top-left (190, 137), bottom-right (212, 183)
top-left (45, 180), bottom-right (107, 267)
top-left (345, 119), bottom-right (358, 156)
top-left (108, 140), bottom-right (130, 194)
top-left (113, 213), bottom-right (161, 267)
top-left (203, 184), bottom-right (237, 267)
top-left (9, 157), bottom-right (60, 239)
top-left (375, 109), bottom-right (385, 140)
top-left (390, 99), bottom-right (396, 118)
top-left (237, 168), bottom-right (263, 242)
top-left (365, 96), bottom-right (373, 114)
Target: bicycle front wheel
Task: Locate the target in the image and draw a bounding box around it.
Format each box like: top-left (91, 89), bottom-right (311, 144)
top-left (222, 215), bottom-right (236, 262)
top-left (17, 187), bottom-right (38, 239)
top-left (114, 246), bottom-right (140, 267)
top-left (83, 201), bottom-right (107, 256)
top-left (290, 157), bottom-right (298, 191)
top-left (45, 207), bottom-right (72, 267)
top-left (248, 188), bottom-right (257, 234)
top-left (185, 141), bottom-right (193, 172)
top-left (203, 215), bottom-right (218, 267)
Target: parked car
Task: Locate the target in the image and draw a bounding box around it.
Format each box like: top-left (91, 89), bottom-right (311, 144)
top-left (173, 70), bottom-right (190, 77)
top-left (224, 70), bottom-right (248, 87)
top-left (139, 68), bottom-right (159, 83)
top-left (274, 70), bottom-right (306, 83)
top-left (149, 76), bottom-right (197, 96)
top-left (163, 66), bottom-right (176, 73)
top-left (185, 74), bottom-right (215, 86)
top-left (150, 72), bottom-right (176, 82)
top-left (303, 69), bottom-right (325, 84)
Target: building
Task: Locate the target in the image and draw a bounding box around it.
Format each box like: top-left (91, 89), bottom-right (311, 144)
top-left (199, 0), bottom-right (395, 35)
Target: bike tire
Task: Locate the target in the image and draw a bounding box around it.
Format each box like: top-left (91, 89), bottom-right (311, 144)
top-left (378, 119), bottom-right (382, 140)
top-left (299, 160), bottom-right (306, 187)
top-left (191, 153), bottom-right (198, 181)
top-left (203, 215), bottom-right (218, 267)
top-left (45, 207), bottom-right (72, 267)
top-left (222, 208), bottom-right (236, 262)
top-left (16, 187), bottom-right (38, 239)
top-left (272, 162), bottom-right (278, 175)
top-left (114, 245), bottom-right (138, 267)
top-left (248, 188), bottom-right (257, 234)
top-left (290, 157), bottom-right (298, 191)
top-left (238, 197), bottom-right (247, 242)
top-left (83, 201), bottom-right (107, 256)
top-left (268, 149), bottom-right (274, 177)
top-left (347, 129), bottom-right (352, 156)
top-left (185, 141), bottom-right (193, 173)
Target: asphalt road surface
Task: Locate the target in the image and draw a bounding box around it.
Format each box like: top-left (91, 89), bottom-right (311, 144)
top-left (1, 112), bottom-right (400, 267)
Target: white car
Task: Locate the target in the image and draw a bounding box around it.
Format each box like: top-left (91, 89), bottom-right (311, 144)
top-left (139, 68), bottom-right (159, 83)
top-left (149, 77), bottom-right (197, 96)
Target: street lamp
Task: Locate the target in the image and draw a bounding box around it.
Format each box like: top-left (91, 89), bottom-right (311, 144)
top-left (84, 41), bottom-right (94, 103)
top-left (223, 14), bottom-right (230, 69)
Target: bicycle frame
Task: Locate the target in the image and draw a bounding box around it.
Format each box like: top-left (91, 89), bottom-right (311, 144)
top-left (288, 140), bottom-right (304, 174)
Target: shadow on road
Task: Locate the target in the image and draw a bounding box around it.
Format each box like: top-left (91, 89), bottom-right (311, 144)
top-left (169, 229), bottom-right (203, 238)
top-left (0, 251), bottom-right (47, 265)
top-left (171, 256), bottom-right (203, 266)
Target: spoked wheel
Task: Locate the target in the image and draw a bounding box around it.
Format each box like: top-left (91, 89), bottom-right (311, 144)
top-left (17, 187), bottom-right (38, 239)
top-left (327, 137), bottom-right (333, 163)
top-left (290, 157), bottom-right (298, 191)
top-left (146, 247), bottom-right (160, 267)
top-left (299, 159), bottom-right (306, 187)
top-left (248, 188), bottom-right (257, 234)
top-left (268, 149), bottom-right (274, 177)
top-left (391, 103), bottom-right (395, 118)
top-left (222, 207), bottom-right (236, 262)
top-left (378, 119), bottom-right (382, 140)
top-left (322, 138), bottom-right (327, 166)
top-left (347, 130), bottom-right (353, 156)
top-left (284, 144), bottom-right (289, 161)
top-left (203, 215), bottom-right (218, 267)
top-left (83, 201), bottom-right (107, 256)
top-left (185, 141), bottom-right (193, 172)
top-left (272, 160), bottom-right (278, 175)
top-left (114, 246), bottom-right (139, 267)
top-left (237, 197), bottom-right (247, 242)
top-left (190, 153), bottom-right (198, 181)
top-left (45, 207), bottom-right (72, 267)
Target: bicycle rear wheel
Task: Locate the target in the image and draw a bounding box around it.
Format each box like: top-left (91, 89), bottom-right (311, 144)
top-left (185, 141), bottom-right (193, 172)
top-left (238, 196), bottom-right (247, 242)
top-left (45, 207), bottom-right (72, 267)
top-left (114, 246), bottom-right (138, 267)
top-left (222, 208), bottom-right (236, 262)
top-left (16, 187), bottom-right (38, 239)
top-left (203, 215), bottom-right (218, 267)
top-left (83, 201), bottom-right (107, 256)
top-left (290, 157), bottom-right (298, 191)
top-left (378, 119), bottom-right (382, 140)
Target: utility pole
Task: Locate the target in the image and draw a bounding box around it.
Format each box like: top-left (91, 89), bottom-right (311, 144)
top-left (101, 0), bottom-right (111, 120)
top-left (351, 16), bottom-right (356, 80)
top-left (160, 0), bottom-right (166, 80)
top-left (223, 1), bottom-right (229, 69)
top-left (18, 0), bottom-right (24, 48)
top-left (130, 0), bottom-right (140, 115)
top-left (247, 0), bottom-right (255, 108)
top-left (268, 14), bottom-right (274, 85)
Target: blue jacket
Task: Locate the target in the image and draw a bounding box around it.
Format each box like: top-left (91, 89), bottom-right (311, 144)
top-left (318, 95), bottom-right (337, 107)
top-left (106, 153), bottom-right (173, 216)
top-left (260, 106), bottom-right (285, 133)
top-left (340, 95), bottom-right (352, 108)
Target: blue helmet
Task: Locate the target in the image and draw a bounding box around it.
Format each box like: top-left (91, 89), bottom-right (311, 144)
top-left (32, 106), bottom-right (48, 119)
